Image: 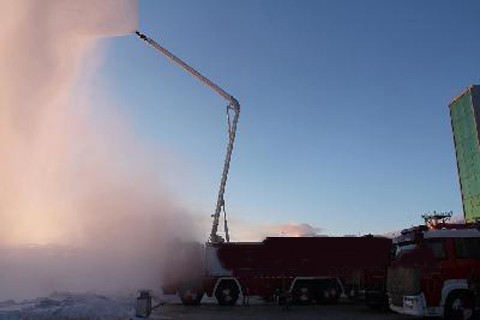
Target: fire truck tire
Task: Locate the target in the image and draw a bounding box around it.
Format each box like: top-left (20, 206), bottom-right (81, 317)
top-left (444, 290), bottom-right (475, 320)
top-left (292, 284), bottom-right (312, 305)
top-left (346, 287), bottom-right (359, 301)
top-left (322, 285), bottom-right (340, 304)
top-left (179, 286), bottom-right (204, 306)
top-left (215, 281), bottom-right (240, 306)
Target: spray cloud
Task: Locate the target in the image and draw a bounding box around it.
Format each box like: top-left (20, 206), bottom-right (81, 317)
top-left (0, 0), bottom-right (199, 300)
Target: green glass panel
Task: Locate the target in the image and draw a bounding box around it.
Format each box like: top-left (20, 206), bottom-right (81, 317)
top-left (450, 86), bottom-right (480, 222)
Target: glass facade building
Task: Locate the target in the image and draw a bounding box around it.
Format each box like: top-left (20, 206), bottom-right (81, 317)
top-left (449, 85), bottom-right (480, 222)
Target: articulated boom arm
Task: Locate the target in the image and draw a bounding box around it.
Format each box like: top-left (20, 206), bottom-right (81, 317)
top-left (136, 31), bottom-right (240, 243)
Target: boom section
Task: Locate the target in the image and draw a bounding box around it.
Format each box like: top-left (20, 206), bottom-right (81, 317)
top-left (135, 31), bottom-right (240, 243)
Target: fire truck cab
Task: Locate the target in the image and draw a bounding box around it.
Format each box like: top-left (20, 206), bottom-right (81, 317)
top-left (387, 222), bottom-right (480, 319)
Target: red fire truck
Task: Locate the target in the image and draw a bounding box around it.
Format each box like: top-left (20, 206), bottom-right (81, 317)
top-left (387, 217), bottom-right (480, 319)
top-left (162, 236), bottom-right (392, 306)
top-left (136, 30), bottom-right (392, 308)
top-left (136, 31), bottom-right (392, 309)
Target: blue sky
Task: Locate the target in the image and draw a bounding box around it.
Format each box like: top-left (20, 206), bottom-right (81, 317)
top-left (91, 0), bottom-right (480, 236)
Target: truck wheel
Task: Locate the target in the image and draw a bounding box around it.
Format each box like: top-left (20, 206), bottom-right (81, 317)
top-left (292, 285), bottom-right (312, 305)
top-left (215, 281), bottom-right (239, 306)
top-left (322, 285), bottom-right (340, 304)
top-left (347, 287), bottom-right (358, 301)
top-left (445, 291), bottom-right (474, 320)
top-left (179, 287), bottom-right (204, 305)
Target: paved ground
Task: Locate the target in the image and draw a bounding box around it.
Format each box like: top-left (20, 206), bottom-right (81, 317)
top-left (149, 298), bottom-right (411, 320)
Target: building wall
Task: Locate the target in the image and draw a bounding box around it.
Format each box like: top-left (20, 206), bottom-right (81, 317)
top-left (450, 85), bottom-right (480, 222)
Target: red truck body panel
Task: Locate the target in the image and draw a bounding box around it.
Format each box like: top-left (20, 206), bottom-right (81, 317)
top-left (211, 236), bottom-right (392, 298)
top-left (162, 236), bottom-right (393, 303)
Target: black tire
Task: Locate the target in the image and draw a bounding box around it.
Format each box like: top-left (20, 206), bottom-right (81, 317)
top-left (292, 285), bottom-right (312, 305)
top-left (346, 287), bottom-right (359, 301)
top-left (444, 291), bottom-right (475, 320)
top-left (179, 286), bottom-right (204, 306)
top-left (215, 281), bottom-right (240, 306)
top-left (322, 285), bottom-right (340, 304)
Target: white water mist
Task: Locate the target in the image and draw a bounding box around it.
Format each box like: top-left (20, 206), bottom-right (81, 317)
top-left (0, 0), bottom-right (199, 300)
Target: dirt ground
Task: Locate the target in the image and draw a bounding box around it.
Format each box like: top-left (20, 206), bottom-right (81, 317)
top-left (149, 298), bottom-right (411, 320)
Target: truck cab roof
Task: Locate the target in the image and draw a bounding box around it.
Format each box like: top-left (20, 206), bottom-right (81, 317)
top-left (423, 228), bottom-right (480, 239)
top-left (393, 223), bottom-right (480, 245)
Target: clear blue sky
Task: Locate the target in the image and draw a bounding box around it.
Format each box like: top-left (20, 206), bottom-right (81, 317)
top-left (91, 0), bottom-right (480, 236)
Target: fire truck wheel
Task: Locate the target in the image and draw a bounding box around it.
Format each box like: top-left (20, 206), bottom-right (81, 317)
top-left (444, 291), bottom-right (475, 320)
top-left (179, 287), bottom-right (204, 306)
top-left (292, 285), bottom-right (312, 305)
top-left (215, 281), bottom-right (240, 306)
top-left (322, 285), bottom-right (340, 304)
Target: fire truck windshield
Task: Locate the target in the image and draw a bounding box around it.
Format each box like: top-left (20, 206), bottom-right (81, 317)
top-left (393, 243), bottom-right (417, 260)
top-left (393, 239), bottom-right (447, 261)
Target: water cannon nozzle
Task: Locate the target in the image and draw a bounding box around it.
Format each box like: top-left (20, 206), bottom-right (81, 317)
top-left (135, 30), bottom-right (147, 40)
